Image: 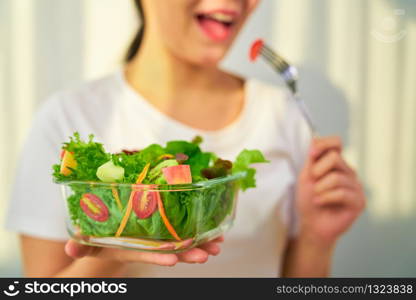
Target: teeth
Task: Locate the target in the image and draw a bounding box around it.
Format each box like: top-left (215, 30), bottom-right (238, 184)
top-left (208, 12), bottom-right (234, 23)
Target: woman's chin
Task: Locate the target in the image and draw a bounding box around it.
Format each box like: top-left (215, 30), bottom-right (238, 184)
top-left (171, 43), bottom-right (231, 69)
top-left (193, 50), bottom-right (228, 68)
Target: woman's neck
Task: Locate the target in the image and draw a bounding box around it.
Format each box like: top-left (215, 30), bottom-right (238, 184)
top-left (124, 33), bottom-right (245, 131)
top-left (125, 35), bottom-right (243, 106)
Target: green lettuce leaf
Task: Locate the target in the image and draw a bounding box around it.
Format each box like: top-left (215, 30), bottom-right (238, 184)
top-left (55, 133), bottom-right (270, 241)
top-left (53, 132), bottom-right (110, 182)
top-left (187, 152), bottom-right (212, 180)
top-left (137, 144), bottom-right (165, 167)
top-left (232, 149), bottom-right (269, 191)
top-left (112, 151), bottom-right (146, 183)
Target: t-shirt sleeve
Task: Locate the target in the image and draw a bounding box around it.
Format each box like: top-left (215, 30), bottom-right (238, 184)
top-left (279, 92), bottom-right (313, 239)
top-left (4, 95), bottom-right (70, 241)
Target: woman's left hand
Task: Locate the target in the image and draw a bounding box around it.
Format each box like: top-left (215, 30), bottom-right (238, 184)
top-left (296, 136), bottom-right (366, 247)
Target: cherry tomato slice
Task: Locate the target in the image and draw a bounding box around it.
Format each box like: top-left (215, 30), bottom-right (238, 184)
top-left (80, 193), bottom-right (109, 222)
top-left (132, 190), bottom-right (158, 219)
top-left (250, 39), bottom-right (264, 62)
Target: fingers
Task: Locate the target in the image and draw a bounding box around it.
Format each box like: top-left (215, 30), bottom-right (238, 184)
top-left (176, 238), bottom-right (223, 263)
top-left (177, 248), bottom-right (209, 264)
top-left (125, 252), bottom-right (179, 266)
top-left (312, 168), bottom-right (363, 209)
top-left (302, 136), bottom-right (343, 173)
top-left (210, 235), bottom-right (225, 243)
top-left (311, 150), bottom-right (353, 179)
top-left (65, 237), bottom-right (225, 266)
top-left (314, 188), bottom-right (360, 207)
top-left (100, 248), bottom-right (179, 266)
top-left (199, 242), bottom-right (221, 256)
top-left (196, 236), bottom-right (224, 256)
top-left (65, 239), bottom-right (179, 266)
top-left (65, 239), bottom-right (101, 259)
top-left (314, 172), bottom-right (357, 194)
top-left (310, 136), bottom-right (342, 159)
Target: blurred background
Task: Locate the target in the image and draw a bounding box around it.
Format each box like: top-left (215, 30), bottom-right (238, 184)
top-left (0, 0), bottom-right (415, 276)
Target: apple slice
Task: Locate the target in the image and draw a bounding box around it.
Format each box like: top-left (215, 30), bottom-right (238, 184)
top-left (60, 150), bottom-right (77, 176)
top-left (162, 165), bottom-right (192, 184)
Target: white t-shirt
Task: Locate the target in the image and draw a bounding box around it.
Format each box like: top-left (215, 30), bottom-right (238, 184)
top-left (5, 70), bottom-right (311, 277)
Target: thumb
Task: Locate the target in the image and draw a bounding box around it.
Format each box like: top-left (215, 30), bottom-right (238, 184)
top-left (64, 239), bottom-right (100, 259)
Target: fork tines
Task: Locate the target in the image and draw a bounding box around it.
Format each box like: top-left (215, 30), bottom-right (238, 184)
top-left (260, 43), bottom-right (290, 73)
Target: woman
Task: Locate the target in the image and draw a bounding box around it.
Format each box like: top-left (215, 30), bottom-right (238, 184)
top-left (6, 0), bottom-right (365, 277)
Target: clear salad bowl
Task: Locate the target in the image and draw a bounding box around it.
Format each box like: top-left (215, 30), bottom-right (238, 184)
top-left (59, 173), bottom-right (244, 253)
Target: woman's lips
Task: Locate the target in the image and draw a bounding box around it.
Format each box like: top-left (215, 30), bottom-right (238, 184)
top-left (195, 10), bottom-right (238, 42)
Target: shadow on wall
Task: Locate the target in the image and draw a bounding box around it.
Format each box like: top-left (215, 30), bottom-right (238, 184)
top-left (223, 0), bottom-right (351, 145)
top-left (333, 212), bottom-right (416, 277)
top-left (294, 0), bottom-right (350, 145)
top-left (298, 65), bottom-right (350, 145)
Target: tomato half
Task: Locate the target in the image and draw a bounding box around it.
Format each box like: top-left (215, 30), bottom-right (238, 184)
top-left (80, 193), bottom-right (109, 222)
top-left (250, 39), bottom-right (264, 62)
top-left (132, 190), bottom-right (158, 219)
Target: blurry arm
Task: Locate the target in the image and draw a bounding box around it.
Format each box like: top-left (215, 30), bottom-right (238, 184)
top-left (20, 235), bottom-right (126, 277)
top-left (281, 235), bottom-right (334, 277)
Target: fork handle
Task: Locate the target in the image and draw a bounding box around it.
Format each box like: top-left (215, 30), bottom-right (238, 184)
top-left (294, 94), bottom-right (319, 137)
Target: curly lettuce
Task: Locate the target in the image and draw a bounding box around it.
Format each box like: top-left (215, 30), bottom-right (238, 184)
top-left (53, 133), bottom-right (268, 240)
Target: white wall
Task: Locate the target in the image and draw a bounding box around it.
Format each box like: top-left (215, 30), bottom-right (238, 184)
top-left (1, 0), bottom-right (415, 276)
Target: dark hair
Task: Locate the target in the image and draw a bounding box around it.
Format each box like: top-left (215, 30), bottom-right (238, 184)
top-left (125, 0), bottom-right (145, 62)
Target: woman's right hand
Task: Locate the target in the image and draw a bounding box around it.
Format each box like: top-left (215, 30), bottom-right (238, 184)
top-left (64, 236), bottom-right (224, 267)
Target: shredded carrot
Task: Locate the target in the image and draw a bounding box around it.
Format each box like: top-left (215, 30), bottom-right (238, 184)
top-left (115, 193), bottom-right (133, 237)
top-left (115, 163), bottom-right (150, 237)
top-left (117, 237), bottom-right (163, 247)
top-left (157, 153), bottom-right (174, 161)
top-left (136, 163), bottom-right (150, 183)
top-left (156, 192), bottom-right (181, 241)
top-left (111, 186), bottom-right (123, 210)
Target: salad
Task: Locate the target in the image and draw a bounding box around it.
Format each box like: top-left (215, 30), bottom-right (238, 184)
top-left (53, 133), bottom-right (268, 249)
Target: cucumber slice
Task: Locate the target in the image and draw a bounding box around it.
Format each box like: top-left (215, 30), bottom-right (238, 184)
top-left (96, 161), bottom-right (125, 183)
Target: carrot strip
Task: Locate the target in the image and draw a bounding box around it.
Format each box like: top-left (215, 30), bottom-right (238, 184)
top-left (157, 153), bottom-right (174, 161)
top-left (115, 193), bottom-right (134, 237)
top-left (156, 192), bottom-right (181, 241)
top-left (111, 186), bottom-right (123, 210)
top-left (115, 163), bottom-right (150, 237)
top-left (136, 163), bottom-right (150, 184)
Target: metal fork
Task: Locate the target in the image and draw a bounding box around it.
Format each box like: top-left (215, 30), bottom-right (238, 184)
top-left (251, 40), bottom-right (318, 135)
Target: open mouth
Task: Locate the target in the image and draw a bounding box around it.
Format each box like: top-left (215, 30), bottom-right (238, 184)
top-left (195, 11), bottom-right (237, 42)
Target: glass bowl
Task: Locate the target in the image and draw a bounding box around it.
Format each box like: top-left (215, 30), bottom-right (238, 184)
top-left (58, 173), bottom-right (243, 253)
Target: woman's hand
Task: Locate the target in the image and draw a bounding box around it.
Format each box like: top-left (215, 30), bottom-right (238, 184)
top-left (64, 236), bottom-right (223, 267)
top-left (282, 137), bottom-right (365, 277)
top-left (296, 137), bottom-right (366, 247)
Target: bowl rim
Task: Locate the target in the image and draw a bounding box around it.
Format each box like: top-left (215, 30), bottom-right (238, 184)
top-left (55, 171), bottom-right (246, 191)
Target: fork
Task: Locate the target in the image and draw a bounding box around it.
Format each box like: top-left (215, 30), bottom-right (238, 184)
top-left (250, 39), bottom-right (317, 135)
